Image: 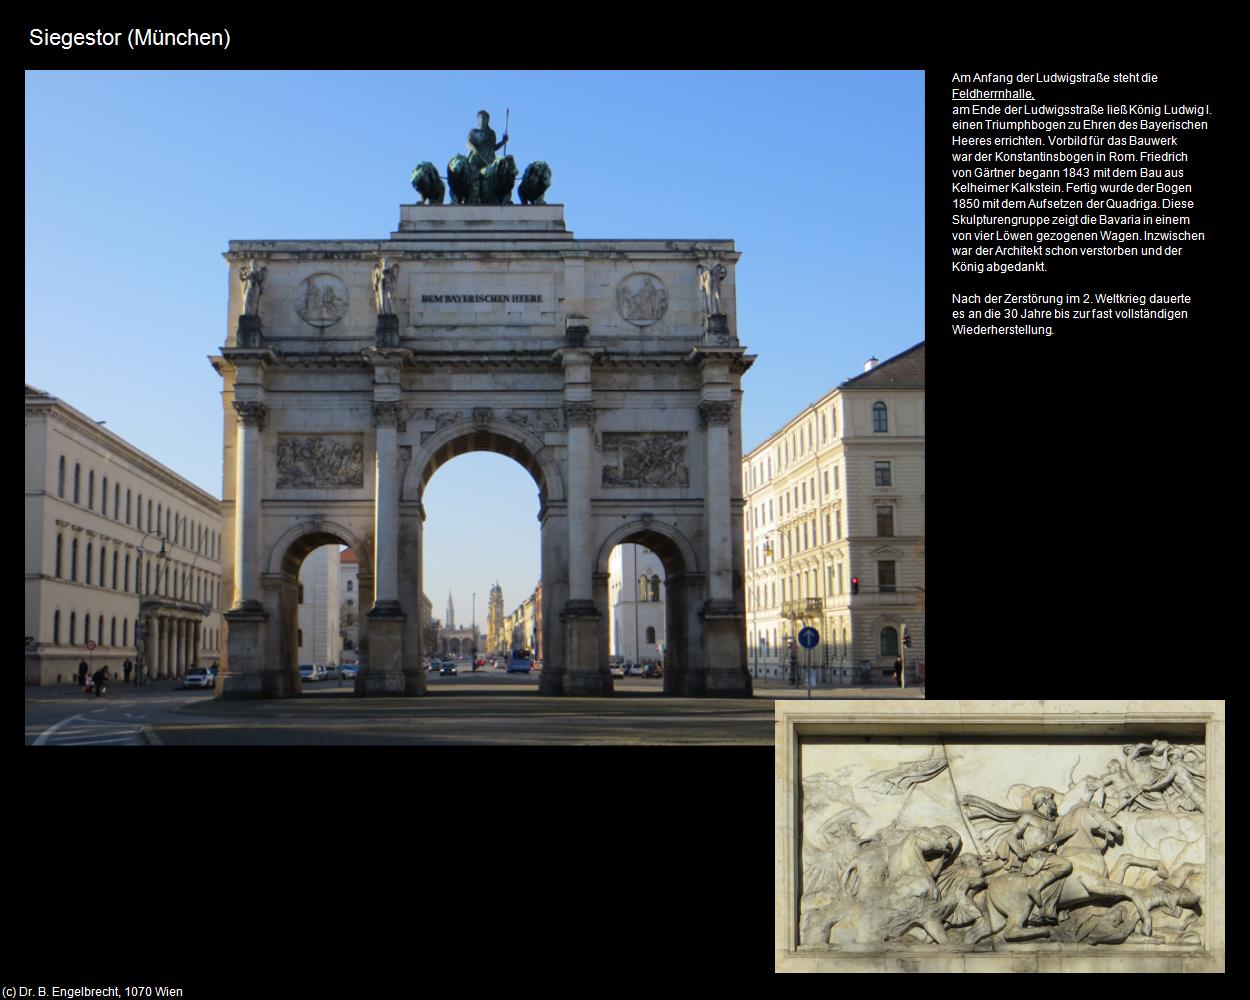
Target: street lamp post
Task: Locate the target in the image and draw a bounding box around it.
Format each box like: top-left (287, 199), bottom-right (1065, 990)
top-left (134, 531), bottom-right (167, 688)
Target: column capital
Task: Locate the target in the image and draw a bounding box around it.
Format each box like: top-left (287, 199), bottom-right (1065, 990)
top-left (698, 400), bottom-right (734, 427)
top-left (232, 400), bottom-right (268, 430)
top-left (373, 401), bottom-right (407, 431)
top-left (563, 400), bottom-right (595, 427)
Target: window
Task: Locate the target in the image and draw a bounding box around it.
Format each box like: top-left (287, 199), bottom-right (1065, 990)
top-left (74, 464), bottom-right (81, 503)
top-left (878, 560), bottom-right (897, 594)
top-left (837, 563), bottom-right (843, 593)
top-left (98, 617), bottom-right (104, 646)
top-left (54, 610), bottom-right (61, 644)
top-left (880, 627), bottom-right (899, 657)
top-left (99, 546), bottom-right (106, 585)
top-left (874, 461), bottom-right (892, 486)
top-left (84, 614), bottom-right (91, 644)
top-left (85, 543), bottom-right (93, 585)
top-left (801, 482), bottom-right (806, 504)
top-left (645, 627), bottom-right (656, 644)
top-left (824, 514), bottom-right (831, 544)
top-left (873, 401), bottom-right (888, 433)
top-left (649, 575), bottom-right (661, 602)
top-left (110, 618), bottom-right (116, 646)
top-left (69, 612), bottom-right (77, 645)
top-left (298, 628), bottom-right (304, 647)
top-left (114, 483), bottom-right (120, 519)
top-left (347, 579), bottom-right (353, 592)
top-left (88, 470), bottom-right (95, 509)
top-left (126, 489), bottom-right (132, 524)
top-left (821, 413), bottom-right (827, 442)
top-left (55, 535), bottom-right (63, 578)
top-left (877, 506), bottom-right (894, 537)
top-left (124, 554), bottom-right (130, 592)
top-left (823, 471), bottom-right (829, 496)
top-left (58, 457), bottom-right (66, 497)
top-left (123, 619), bottom-right (128, 646)
top-left (145, 562), bottom-right (151, 594)
top-left (102, 477), bottom-right (108, 515)
top-left (146, 498), bottom-right (151, 531)
top-left (112, 550), bottom-right (119, 588)
top-left (833, 465), bottom-right (839, 492)
top-left (299, 584), bottom-right (305, 604)
top-left (834, 510), bottom-right (841, 540)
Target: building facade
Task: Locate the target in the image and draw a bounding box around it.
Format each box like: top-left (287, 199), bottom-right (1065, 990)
top-left (297, 544), bottom-right (340, 665)
top-left (339, 547), bottom-right (359, 662)
top-left (24, 385), bottom-right (225, 685)
top-left (486, 582), bottom-right (504, 655)
top-left (742, 343), bottom-right (925, 684)
top-left (608, 543), bottom-right (666, 663)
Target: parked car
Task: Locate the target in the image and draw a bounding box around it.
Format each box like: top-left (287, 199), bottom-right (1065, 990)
top-left (342, 664), bottom-right (359, 679)
top-left (622, 662), bottom-right (642, 677)
top-left (609, 665), bottom-right (625, 678)
top-left (322, 663), bottom-right (342, 680)
top-left (183, 667), bottom-right (213, 689)
top-left (642, 663), bottom-right (663, 679)
top-left (299, 664), bottom-right (322, 683)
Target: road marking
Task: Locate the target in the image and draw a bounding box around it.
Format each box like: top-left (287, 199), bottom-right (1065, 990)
top-left (34, 714), bottom-right (86, 746)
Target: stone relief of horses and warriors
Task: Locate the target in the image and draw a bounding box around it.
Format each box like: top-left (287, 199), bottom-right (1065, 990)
top-left (799, 739), bottom-right (1206, 950)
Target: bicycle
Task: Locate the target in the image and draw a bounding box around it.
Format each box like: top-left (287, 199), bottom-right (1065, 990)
top-left (83, 681), bottom-right (115, 698)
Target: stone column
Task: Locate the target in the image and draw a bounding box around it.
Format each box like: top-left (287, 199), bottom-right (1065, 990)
top-left (556, 353), bottom-right (609, 696)
top-left (193, 621), bottom-right (201, 667)
top-left (360, 395), bottom-right (406, 695)
top-left (157, 618), bottom-right (168, 679)
top-left (230, 400), bottom-right (267, 611)
top-left (173, 620), bottom-right (182, 677)
top-left (696, 371), bottom-right (751, 697)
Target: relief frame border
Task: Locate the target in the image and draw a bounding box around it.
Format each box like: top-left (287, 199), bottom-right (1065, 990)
top-left (774, 700), bottom-right (1226, 973)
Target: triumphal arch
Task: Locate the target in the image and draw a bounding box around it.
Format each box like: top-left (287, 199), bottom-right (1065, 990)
top-left (211, 118), bottom-right (754, 698)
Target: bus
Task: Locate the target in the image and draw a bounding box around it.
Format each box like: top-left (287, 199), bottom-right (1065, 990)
top-left (507, 648), bottom-right (534, 674)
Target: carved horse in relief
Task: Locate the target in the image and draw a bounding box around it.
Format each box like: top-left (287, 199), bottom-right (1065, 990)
top-left (980, 802), bottom-right (1164, 941)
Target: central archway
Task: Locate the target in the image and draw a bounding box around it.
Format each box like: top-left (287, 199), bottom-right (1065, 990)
top-left (403, 415), bottom-right (568, 691)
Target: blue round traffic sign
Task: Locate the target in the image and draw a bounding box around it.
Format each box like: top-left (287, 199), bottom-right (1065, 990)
top-left (798, 627), bottom-right (819, 649)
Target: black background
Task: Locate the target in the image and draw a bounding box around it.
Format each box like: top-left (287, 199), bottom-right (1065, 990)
top-left (21, 21), bottom-right (1228, 989)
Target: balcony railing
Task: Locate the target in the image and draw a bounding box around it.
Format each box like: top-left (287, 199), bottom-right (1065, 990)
top-left (782, 598), bottom-right (824, 620)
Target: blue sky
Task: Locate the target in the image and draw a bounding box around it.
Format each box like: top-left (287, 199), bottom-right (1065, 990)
top-left (25, 70), bottom-right (923, 624)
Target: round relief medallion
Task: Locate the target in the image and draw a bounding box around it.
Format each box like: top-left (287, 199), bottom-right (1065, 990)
top-left (296, 273), bottom-right (349, 328)
top-left (615, 272), bottom-right (669, 326)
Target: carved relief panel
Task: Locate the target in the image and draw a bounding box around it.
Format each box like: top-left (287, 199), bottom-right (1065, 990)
top-left (601, 432), bottom-right (689, 487)
top-left (276, 434), bottom-right (365, 488)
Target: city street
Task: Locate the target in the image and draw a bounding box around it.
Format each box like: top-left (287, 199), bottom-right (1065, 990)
top-left (24, 670), bottom-right (923, 746)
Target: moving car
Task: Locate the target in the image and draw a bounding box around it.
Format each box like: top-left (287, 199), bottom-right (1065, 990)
top-left (506, 649), bottom-right (533, 674)
top-left (439, 661), bottom-right (457, 676)
top-left (342, 664), bottom-right (358, 679)
top-left (183, 667), bottom-right (214, 689)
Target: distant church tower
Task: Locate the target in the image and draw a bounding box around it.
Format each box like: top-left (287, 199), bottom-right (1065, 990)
top-left (487, 582), bottom-right (504, 654)
top-left (446, 591), bottom-right (455, 630)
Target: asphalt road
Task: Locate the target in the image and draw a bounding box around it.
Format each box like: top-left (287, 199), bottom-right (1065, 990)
top-left (24, 670), bottom-right (923, 746)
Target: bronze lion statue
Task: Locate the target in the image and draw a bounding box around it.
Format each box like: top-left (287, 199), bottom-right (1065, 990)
top-left (410, 161), bottom-right (446, 205)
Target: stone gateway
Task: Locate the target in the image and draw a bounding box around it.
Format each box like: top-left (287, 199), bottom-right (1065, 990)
top-left (212, 168), bottom-right (753, 699)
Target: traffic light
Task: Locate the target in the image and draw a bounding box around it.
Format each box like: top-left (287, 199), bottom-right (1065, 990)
top-left (850, 576), bottom-right (859, 595)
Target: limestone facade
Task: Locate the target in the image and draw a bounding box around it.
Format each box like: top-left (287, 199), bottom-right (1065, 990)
top-left (212, 203), bottom-right (752, 698)
top-left (24, 385), bottom-right (224, 684)
top-left (608, 543), bottom-right (666, 663)
top-left (743, 343), bottom-right (924, 685)
top-left (486, 582), bottom-right (504, 655)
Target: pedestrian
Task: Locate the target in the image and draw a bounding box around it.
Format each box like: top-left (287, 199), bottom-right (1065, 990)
top-left (893, 656), bottom-right (903, 687)
top-left (78, 660), bottom-right (88, 687)
top-left (123, 659), bottom-right (132, 684)
top-left (92, 664), bottom-right (111, 697)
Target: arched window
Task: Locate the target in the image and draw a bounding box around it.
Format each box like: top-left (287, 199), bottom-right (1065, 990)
top-left (880, 627), bottom-right (899, 657)
top-left (58, 456), bottom-right (66, 497)
top-left (74, 463), bottom-right (81, 503)
top-left (55, 535), bottom-right (63, 578)
top-left (112, 550), bottom-right (119, 589)
top-left (124, 554), bottom-right (130, 592)
top-left (88, 470), bottom-right (95, 509)
top-left (645, 626), bottom-right (656, 644)
top-left (54, 610), bottom-right (61, 644)
top-left (123, 619), bottom-right (128, 646)
top-left (873, 401), bottom-right (888, 433)
top-left (71, 538), bottom-right (79, 580)
top-left (102, 477), bottom-right (108, 515)
top-left (98, 617), bottom-right (104, 645)
top-left (69, 612), bottom-right (77, 645)
top-left (99, 546), bottom-right (106, 585)
top-left (649, 575), bottom-right (661, 602)
top-left (145, 562), bottom-right (151, 594)
top-left (85, 543), bottom-right (93, 585)
top-left (347, 579), bottom-right (353, 592)
top-left (165, 509), bottom-right (171, 540)
top-left (84, 614), bottom-right (92, 645)
top-left (126, 489), bottom-right (132, 524)
top-left (110, 618), bottom-right (117, 646)
top-left (114, 483), bottom-right (120, 520)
